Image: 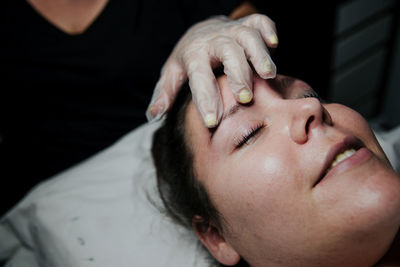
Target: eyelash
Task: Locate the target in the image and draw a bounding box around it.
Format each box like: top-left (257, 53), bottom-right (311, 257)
top-left (234, 123), bottom-right (265, 149)
top-left (302, 91), bottom-right (321, 101)
top-left (233, 91), bottom-right (320, 149)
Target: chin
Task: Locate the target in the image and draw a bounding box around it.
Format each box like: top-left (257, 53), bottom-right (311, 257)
top-left (343, 167), bottom-right (400, 266)
top-left (312, 156), bottom-right (400, 265)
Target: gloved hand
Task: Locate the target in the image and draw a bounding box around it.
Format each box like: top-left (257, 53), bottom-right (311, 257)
top-left (146, 13), bottom-right (278, 127)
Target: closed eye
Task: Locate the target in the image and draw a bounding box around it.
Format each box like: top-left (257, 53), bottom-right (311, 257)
top-left (234, 123), bottom-right (265, 149)
top-left (302, 90), bottom-right (321, 101)
top-left (301, 90), bottom-right (327, 103)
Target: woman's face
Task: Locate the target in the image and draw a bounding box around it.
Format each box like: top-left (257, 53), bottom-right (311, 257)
top-left (185, 75), bottom-right (400, 266)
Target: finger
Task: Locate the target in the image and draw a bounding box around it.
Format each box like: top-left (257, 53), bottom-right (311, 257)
top-left (184, 53), bottom-right (223, 128)
top-left (233, 26), bottom-right (276, 79)
top-left (146, 60), bottom-right (187, 122)
top-left (241, 14), bottom-right (278, 48)
top-left (209, 36), bottom-right (254, 104)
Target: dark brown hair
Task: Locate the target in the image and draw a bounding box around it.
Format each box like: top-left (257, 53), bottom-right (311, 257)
top-left (151, 82), bottom-right (249, 267)
top-left (151, 83), bottom-right (222, 230)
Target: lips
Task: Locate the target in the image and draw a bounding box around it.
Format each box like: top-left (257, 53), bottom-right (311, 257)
top-left (313, 136), bottom-right (364, 187)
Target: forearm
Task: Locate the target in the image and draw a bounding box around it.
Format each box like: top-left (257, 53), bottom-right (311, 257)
top-left (229, 1), bottom-right (259, 19)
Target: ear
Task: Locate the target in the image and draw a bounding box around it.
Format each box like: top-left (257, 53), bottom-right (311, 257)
top-left (192, 216), bottom-right (240, 266)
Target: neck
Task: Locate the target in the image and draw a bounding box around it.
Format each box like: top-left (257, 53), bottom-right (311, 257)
top-left (374, 230), bottom-right (400, 267)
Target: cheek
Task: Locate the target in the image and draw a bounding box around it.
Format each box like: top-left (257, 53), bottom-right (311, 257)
top-left (327, 104), bottom-right (369, 135)
top-left (209, 143), bottom-right (305, 232)
top-left (326, 104), bottom-right (387, 161)
top-left (207, 146), bottom-right (321, 260)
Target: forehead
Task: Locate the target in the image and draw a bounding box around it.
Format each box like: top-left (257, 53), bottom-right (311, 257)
top-left (185, 101), bottom-right (210, 155)
top-left (220, 75), bottom-right (312, 103)
top-left (218, 75), bottom-right (236, 105)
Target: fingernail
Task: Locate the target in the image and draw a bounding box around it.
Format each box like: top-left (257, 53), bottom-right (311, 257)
top-left (269, 34), bottom-right (278, 46)
top-left (145, 105), bottom-right (157, 121)
top-left (238, 89), bottom-right (252, 104)
top-left (262, 61), bottom-right (272, 74)
top-left (204, 113), bottom-right (217, 128)
top-left (146, 104), bottom-right (163, 122)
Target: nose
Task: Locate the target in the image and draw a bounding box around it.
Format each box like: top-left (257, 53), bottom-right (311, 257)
top-left (289, 97), bottom-right (326, 144)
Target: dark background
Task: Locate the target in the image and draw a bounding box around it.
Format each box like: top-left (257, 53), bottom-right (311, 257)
top-left (251, 0), bottom-right (400, 129)
top-left (250, 1), bottom-right (337, 100)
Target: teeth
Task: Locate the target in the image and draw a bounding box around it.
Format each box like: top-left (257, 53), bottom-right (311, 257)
top-left (328, 149), bottom-right (356, 171)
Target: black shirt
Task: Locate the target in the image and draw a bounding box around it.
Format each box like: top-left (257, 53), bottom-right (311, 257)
top-left (0, 0), bottom-right (241, 214)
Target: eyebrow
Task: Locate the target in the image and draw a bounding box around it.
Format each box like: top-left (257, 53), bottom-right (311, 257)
top-left (209, 103), bottom-right (243, 141)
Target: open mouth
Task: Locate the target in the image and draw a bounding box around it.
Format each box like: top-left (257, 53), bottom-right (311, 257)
top-left (313, 136), bottom-right (364, 187)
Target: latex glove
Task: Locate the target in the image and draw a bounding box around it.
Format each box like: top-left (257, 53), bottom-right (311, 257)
top-left (146, 13), bottom-right (278, 128)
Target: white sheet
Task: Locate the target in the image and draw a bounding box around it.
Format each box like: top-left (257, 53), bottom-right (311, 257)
top-left (0, 121), bottom-right (210, 267)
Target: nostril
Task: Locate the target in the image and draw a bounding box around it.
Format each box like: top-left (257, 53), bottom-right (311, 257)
top-left (305, 115), bottom-right (315, 134)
